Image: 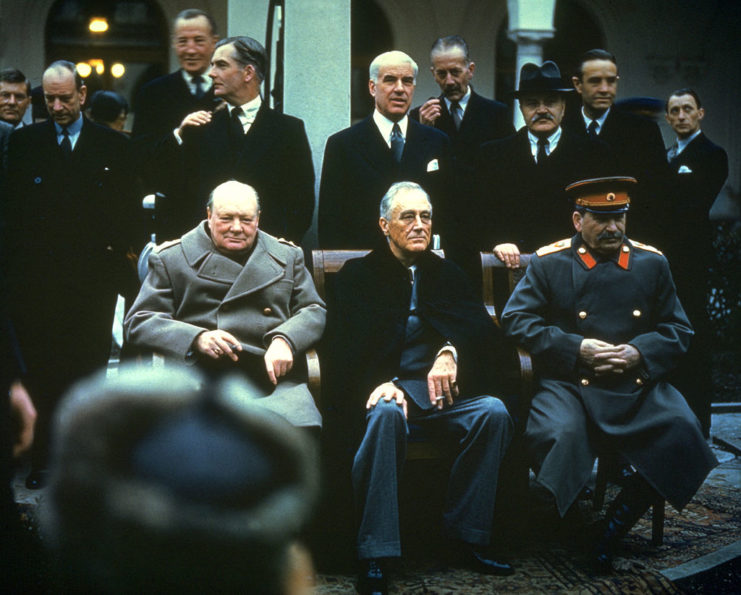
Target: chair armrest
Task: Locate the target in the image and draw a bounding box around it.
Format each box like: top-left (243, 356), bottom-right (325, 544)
top-left (306, 348), bottom-right (321, 405)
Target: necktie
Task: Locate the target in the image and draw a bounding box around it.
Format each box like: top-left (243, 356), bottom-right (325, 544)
top-left (450, 101), bottom-right (462, 131)
top-left (587, 120), bottom-right (599, 138)
top-left (192, 75), bottom-right (205, 99)
top-left (536, 137), bottom-right (548, 164)
top-left (390, 123), bottom-right (404, 163)
top-left (60, 127), bottom-right (72, 155)
top-left (230, 107), bottom-right (244, 140)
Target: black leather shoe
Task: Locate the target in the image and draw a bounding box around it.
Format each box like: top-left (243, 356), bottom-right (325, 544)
top-left (357, 558), bottom-right (388, 595)
top-left (466, 545), bottom-right (514, 576)
top-left (25, 469), bottom-right (48, 490)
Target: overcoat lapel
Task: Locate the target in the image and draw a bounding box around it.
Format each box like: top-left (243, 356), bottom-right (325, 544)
top-left (224, 234), bottom-right (286, 301)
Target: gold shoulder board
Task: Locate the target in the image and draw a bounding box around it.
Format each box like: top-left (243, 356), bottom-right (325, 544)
top-left (536, 238), bottom-right (571, 257)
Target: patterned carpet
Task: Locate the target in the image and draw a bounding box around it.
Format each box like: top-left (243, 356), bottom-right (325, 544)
top-left (313, 478), bottom-right (741, 594)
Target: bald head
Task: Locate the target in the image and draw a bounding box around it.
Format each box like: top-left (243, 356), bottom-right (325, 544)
top-left (42, 61), bottom-right (86, 126)
top-left (206, 181), bottom-right (261, 255)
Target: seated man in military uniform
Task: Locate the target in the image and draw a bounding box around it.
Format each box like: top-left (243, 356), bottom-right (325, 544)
top-left (501, 176), bottom-right (717, 571)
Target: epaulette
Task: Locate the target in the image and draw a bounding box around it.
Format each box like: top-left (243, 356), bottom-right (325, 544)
top-left (277, 237), bottom-right (298, 248)
top-left (154, 238), bottom-right (181, 253)
top-left (536, 238), bottom-right (571, 257)
top-left (630, 239), bottom-right (663, 255)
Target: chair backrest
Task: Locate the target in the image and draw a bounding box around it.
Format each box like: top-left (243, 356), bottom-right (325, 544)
top-left (311, 249), bottom-right (445, 300)
top-left (480, 252), bottom-right (532, 322)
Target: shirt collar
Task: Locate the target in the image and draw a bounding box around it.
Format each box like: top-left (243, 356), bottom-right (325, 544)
top-left (676, 129), bottom-right (701, 154)
top-left (54, 113), bottom-right (83, 135)
top-left (229, 95), bottom-right (262, 124)
top-left (373, 109), bottom-right (408, 145)
top-left (181, 69), bottom-right (213, 92)
top-left (581, 106), bottom-right (610, 133)
top-left (443, 85), bottom-right (471, 114)
top-left (527, 126), bottom-right (562, 155)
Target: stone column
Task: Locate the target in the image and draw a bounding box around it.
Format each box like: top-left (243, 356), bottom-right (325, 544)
top-left (227, 0), bottom-right (351, 247)
top-left (506, 0), bottom-right (555, 129)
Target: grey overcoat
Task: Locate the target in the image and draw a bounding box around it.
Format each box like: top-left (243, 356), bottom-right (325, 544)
top-left (501, 234), bottom-right (717, 515)
top-left (124, 223), bottom-right (325, 427)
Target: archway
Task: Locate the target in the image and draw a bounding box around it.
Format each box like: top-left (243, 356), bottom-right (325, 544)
top-left (46, 0), bottom-right (168, 121)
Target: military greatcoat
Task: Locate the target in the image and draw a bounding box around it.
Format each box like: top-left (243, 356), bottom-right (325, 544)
top-left (501, 234), bottom-right (717, 516)
top-left (124, 224), bottom-right (325, 427)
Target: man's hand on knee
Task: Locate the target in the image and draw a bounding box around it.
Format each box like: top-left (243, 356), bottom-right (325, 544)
top-left (366, 382), bottom-right (407, 418)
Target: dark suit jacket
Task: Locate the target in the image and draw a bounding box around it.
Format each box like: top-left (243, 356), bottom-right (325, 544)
top-left (132, 70), bottom-right (219, 199)
top-left (563, 106), bottom-right (669, 241)
top-left (132, 70), bottom-right (217, 146)
top-left (409, 89), bottom-right (513, 171)
top-left (664, 132), bottom-right (728, 256)
top-left (318, 116), bottom-right (452, 249)
top-left (323, 246), bottom-right (514, 444)
top-left (465, 127), bottom-right (610, 279)
top-left (3, 117), bottom-right (138, 395)
top-left (154, 102), bottom-right (315, 243)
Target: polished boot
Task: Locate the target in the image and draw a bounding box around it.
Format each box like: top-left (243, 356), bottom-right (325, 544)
top-left (466, 544), bottom-right (514, 576)
top-left (591, 474), bottom-right (654, 573)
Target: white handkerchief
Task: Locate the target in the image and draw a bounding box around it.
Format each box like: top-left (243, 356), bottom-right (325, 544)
top-left (427, 158), bottom-right (439, 172)
top-left (678, 165), bottom-right (693, 174)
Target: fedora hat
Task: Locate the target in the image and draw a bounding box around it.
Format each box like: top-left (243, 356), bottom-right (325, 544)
top-left (513, 61), bottom-right (573, 97)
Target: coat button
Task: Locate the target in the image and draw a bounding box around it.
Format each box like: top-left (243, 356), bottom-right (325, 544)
top-left (578, 311), bottom-right (587, 319)
top-left (635, 377), bottom-right (644, 386)
top-left (580, 378), bottom-right (590, 386)
top-left (633, 309), bottom-right (641, 317)
top-left (263, 307), bottom-right (273, 315)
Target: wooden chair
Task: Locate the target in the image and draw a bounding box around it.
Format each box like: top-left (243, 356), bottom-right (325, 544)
top-left (479, 251), bottom-right (664, 544)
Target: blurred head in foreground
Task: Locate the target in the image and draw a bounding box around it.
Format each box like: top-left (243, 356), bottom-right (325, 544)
top-left (43, 365), bottom-right (318, 594)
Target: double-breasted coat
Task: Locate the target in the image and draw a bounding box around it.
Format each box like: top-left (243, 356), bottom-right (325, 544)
top-left (124, 224), bottom-right (326, 427)
top-left (501, 234), bottom-right (717, 515)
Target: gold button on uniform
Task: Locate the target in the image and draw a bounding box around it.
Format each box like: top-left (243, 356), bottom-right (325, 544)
top-left (263, 307), bottom-right (273, 315)
top-left (578, 247), bottom-right (587, 254)
top-left (580, 378), bottom-right (590, 386)
top-left (633, 309), bottom-right (641, 317)
top-left (579, 311), bottom-right (587, 319)
top-left (635, 378), bottom-right (644, 386)
top-left (622, 245), bottom-right (630, 253)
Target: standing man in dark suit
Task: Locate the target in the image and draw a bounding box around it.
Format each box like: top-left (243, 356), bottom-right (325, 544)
top-left (410, 35), bottom-right (513, 173)
top-left (564, 49), bottom-right (669, 241)
top-left (476, 61), bottom-right (609, 275)
top-left (663, 88), bottom-right (728, 434)
top-left (3, 61), bottom-right (138, 489)
top-left (155, 36), bottom-right (315, 244)
top-left (324, 182), bottom-right (514, 593)
top-left (132, 9), bottom-right (218, 148)
top-left (318, 51), bottom-right (452, 250)
top-left (131, 9), bottom-right (219, 233)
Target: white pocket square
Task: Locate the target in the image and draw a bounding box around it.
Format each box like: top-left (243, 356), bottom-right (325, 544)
top-left (427, 158), bottom-right (439, 172)
top-left (678, 165), bottom-right (693, 174)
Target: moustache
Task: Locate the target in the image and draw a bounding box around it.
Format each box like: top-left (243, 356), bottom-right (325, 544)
top-left (531, 113), bottom-right (555, 123)
top-left (597, 231), bottom-right (623, 241)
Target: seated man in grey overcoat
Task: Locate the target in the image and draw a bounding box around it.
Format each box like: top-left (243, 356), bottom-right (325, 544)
top-left (124, 180), bottom-right (325, 429)
top-left (501, 176), bottom-right (717, 572)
